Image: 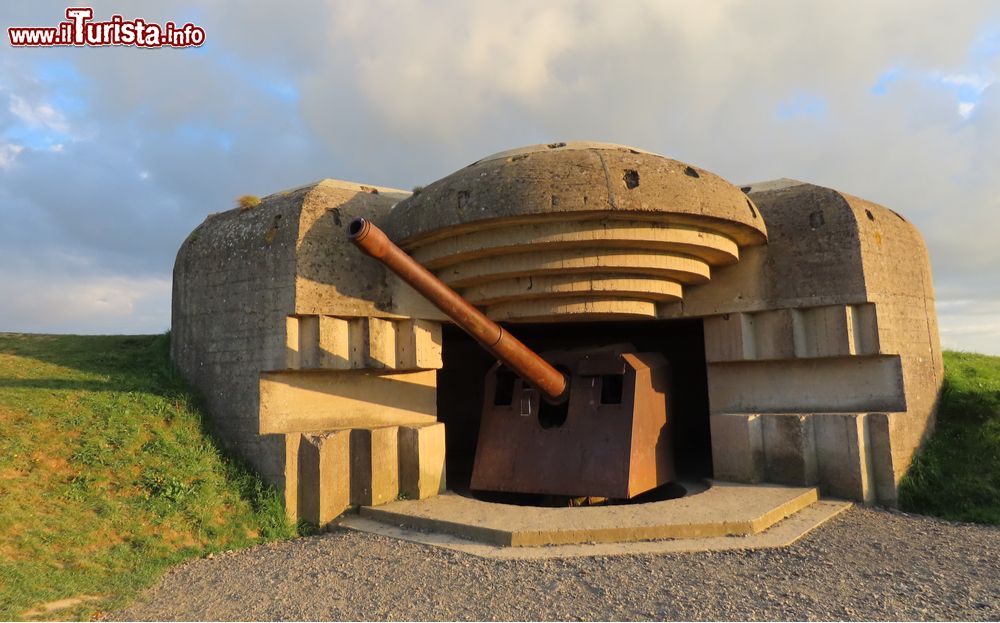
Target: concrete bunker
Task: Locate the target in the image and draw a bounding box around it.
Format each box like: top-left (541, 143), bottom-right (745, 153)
top-left (171, 141), bottom-right (944, 533)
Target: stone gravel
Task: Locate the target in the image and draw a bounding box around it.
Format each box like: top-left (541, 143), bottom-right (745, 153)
top-left (110, 507), bottom-right (1000, 621)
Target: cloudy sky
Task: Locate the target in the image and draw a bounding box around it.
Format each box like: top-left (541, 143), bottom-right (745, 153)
top-left (1, 1), bottom-right (999, 354)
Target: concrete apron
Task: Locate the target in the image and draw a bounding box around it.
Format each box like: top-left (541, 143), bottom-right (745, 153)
top-left (338, 480), bottom-right (852, 559)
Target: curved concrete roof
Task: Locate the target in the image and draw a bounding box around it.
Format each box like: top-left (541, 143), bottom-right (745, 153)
top-left (385, 141), bottom-right (767, 247)
top-left (382, 142), bottom-right (768, 321)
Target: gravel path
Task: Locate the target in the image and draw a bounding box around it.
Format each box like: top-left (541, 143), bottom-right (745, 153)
top-left (111, 507), bottom-right (999, 621)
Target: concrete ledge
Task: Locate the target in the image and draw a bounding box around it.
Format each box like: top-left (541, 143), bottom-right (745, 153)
top-left (342, 500), bottom-right (851, 559)
top-left (358, 481), bottom-right (818, 547)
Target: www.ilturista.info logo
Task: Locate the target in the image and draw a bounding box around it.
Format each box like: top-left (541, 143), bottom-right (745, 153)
top-left (8, 7), bottom-right (205, 48)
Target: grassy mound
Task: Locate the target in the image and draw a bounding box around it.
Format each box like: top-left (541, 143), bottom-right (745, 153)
top-left (899, 350), bottom-right (1000, 524)
top-left (0, 333), bottom-right (301, 621)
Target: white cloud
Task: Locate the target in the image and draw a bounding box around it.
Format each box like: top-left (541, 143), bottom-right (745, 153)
top-left (8, 94), bottom-right (68, 133)
top-left (935, 71), bottom-right (994, 91)
top-left (0, 269), bottom-right (171, 334)
top-left (939, 318), bottom-right (1000, 354)
top-left (0, 142), bottom-right (23, 168)
top-left (933, 288), bottom-right (1000, 353)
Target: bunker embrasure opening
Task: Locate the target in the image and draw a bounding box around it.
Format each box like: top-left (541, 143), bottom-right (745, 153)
top-left (437, 318), bottom-right (711, 504)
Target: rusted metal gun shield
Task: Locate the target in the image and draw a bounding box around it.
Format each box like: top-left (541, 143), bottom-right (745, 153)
top-left (471, 349), bottom-right (674, 499)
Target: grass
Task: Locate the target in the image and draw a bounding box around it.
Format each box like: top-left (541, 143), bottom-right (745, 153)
top-left (899, 350), bottom-right (1000, 524)
top-left (0, 333), bottom-right (303, 621)
top-left (236, 194), bottom-right (261, 210)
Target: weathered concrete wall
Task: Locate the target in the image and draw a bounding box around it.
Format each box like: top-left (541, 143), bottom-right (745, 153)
top-left (293, 182), bottom-right (408, 317)
top-left (662, 181), bottom-right (868, 316)
top-left (172, 185), bottom-right (303, 485)
top-left (173, 178), bottom-right (449, 526)
top-left (686, 180), bottom-right (943, 505)
top-left (846, 191), bottom-right (943, 504)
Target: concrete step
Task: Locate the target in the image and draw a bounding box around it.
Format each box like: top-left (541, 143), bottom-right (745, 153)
top-left (356, 480), bottom-right (829, 547)
top-left (342, 499), bottom-right (852, 559)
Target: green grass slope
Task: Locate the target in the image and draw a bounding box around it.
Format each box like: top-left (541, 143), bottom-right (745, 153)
top-left (0, 333), bottom-right (300, 621)
top-left (900, 350), bottom-right (1000, 524)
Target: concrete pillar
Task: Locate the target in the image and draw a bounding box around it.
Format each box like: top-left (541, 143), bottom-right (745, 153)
top-left (285, 316), bottom-right (301, 369)
top-left (868, 412), bottom-right (901, 507)
top-left (350, 427), bottom-right (399, 506)
top-left (283, 433), bottom-right (301, 523)
top-left (398, 423), bottom-right (446, 499)
top-left (318, 315), bottom-right (351, 369)
top-left (709, 414), bottom-right (764, 482)
top-left (297, 315), bottom-right (320, 368)
top-left (297, 430), bottom-right (351, 526)
top-left (762, 414), bottom-right (818, 485)
top-left (814, 413), bottom-right (875, 502)
top-left (367, 318), bottom-right (398, 368)
top-left (396, 319), bottom-right (443, 370)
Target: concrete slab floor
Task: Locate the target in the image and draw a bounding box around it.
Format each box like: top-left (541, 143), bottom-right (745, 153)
top-left (355, 480), bottom-right (824, 547)
top-left (341, 500), bottom-right (852, 559)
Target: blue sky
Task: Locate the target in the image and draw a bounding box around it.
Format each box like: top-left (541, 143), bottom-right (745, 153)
top-left (1, 1), bottom-right (1000, 354)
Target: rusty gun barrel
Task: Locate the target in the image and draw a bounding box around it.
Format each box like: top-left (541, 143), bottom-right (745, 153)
top-left (347, 217), bottom-right (568, 403)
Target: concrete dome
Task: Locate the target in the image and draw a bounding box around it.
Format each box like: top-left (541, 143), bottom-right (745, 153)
top-left (384, 141), bottom-right (768, 321)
